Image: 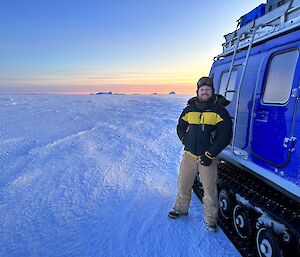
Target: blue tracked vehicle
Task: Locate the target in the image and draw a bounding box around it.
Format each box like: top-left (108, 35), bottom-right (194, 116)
top-left (193, 1), bottom-right (300, 256)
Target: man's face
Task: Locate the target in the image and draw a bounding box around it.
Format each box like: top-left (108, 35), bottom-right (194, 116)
top-left (197, 85), bottom-right (213, 101)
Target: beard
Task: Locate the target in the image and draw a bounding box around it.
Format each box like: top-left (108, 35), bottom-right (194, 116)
top-left (197, 94), bottom-right (212, 102)
top-left (195, 94), bottom-right (216, 111)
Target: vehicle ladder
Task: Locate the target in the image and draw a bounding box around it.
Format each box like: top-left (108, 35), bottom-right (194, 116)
top-left (224, 25), bottom-right (260, 157)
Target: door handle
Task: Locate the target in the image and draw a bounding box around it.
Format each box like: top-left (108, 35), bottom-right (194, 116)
top-left (255, 109), bottom-right (269, 122)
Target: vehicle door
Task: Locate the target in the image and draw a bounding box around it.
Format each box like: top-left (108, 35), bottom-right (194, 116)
top-left (251, 48), bottom-right (300, 168)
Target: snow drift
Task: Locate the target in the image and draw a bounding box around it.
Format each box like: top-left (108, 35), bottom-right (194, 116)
top-left (0, 94), bottom-right (240, 257)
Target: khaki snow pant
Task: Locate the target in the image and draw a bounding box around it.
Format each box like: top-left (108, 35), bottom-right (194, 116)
top-left (173, 152), bottom-right (219, 225)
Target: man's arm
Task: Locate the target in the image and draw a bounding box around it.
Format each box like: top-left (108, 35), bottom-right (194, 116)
top-left (176, 108), bottom-right (189, 142)
top-left (207, 109), bottom-right (233, 157)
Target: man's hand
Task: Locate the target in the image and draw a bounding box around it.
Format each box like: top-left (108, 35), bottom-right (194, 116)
top-left (199, 151), bottom-right (214, 166)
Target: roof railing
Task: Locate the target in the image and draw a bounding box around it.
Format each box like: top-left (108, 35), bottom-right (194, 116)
top-left (214, 0), bottom-right (300, 60)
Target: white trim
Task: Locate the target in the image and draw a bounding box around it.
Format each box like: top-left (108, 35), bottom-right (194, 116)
top-left (219, 149), bottom-right (300, 199)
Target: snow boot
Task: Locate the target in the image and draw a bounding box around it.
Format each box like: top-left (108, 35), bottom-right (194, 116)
top-left (168, 209), bottom-right (188, 219)
top-left (204, 221), bottom-right (218, 232)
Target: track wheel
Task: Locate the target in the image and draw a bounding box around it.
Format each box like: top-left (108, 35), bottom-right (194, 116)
top-left (256, 227), bottom-right (283, 257)
top-left (233, 203), bottom-right (253, 239)
top-left (218, 189), bottom-right (234, 220)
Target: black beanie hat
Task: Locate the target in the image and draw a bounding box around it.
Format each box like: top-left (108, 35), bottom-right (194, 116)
top-left (197, 77), bottom-right (214, 92)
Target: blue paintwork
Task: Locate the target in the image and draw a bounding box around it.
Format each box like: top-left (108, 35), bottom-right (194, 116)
top-left (210, 29), bottom-right (300, 197)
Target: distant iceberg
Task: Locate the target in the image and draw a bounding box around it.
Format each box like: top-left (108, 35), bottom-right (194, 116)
top-left (94, 91), bottom-right (113, 95)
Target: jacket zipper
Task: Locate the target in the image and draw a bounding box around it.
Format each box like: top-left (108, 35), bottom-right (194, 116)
top-left (199, 112), bottom-right (204, 131)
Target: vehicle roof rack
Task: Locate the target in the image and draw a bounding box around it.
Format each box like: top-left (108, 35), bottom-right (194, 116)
top-left (215, 0), bottom-right (300, 60)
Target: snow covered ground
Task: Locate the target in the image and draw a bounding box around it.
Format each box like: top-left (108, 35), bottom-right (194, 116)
top-left (0, 94), bottom-right (240, 257)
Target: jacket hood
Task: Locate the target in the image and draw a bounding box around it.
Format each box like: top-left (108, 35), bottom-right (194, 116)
top-left (187, 94), bottom-right (230, 108)
top-left (187, 96), bottom-right (198, 105)
top-left (215, 94), bottom-right (230, 107)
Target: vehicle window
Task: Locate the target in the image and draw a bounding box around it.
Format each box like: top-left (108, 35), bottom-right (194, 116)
top-left (219, 70), bottom-right (237, 101)
top-left (263, 50), bottom-right (299, 104)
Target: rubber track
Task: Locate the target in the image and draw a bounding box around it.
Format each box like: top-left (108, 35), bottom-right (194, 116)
top-left (193, 162), bottom-right (300, 257)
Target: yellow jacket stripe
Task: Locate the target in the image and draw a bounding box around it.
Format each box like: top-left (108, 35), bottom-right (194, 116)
top-left (185, 150), bottom-right (215, 160)
top-left (185, 151), bottom-right (200, 159)
top-left (182, 112), bottom-right (223, 125)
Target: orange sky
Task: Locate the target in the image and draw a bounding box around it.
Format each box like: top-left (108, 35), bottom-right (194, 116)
top-left (1, 67), bottom-right (205, 94)
top-left (51, 83), bottom-right (196, 95)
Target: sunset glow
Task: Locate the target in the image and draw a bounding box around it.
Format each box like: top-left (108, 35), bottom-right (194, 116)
top-left (0, 0), bottom-right (264, 95)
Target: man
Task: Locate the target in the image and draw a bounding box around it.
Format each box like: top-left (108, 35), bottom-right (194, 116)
top-left (168, 77), bottom-right (232, 232)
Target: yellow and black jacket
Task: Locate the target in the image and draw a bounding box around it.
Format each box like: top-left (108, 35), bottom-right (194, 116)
top-left (177, 94), bottom-right (232, 158)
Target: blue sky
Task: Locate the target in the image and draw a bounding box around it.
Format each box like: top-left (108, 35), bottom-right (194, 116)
top-left (0, 0), bottom-right (264, 94)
